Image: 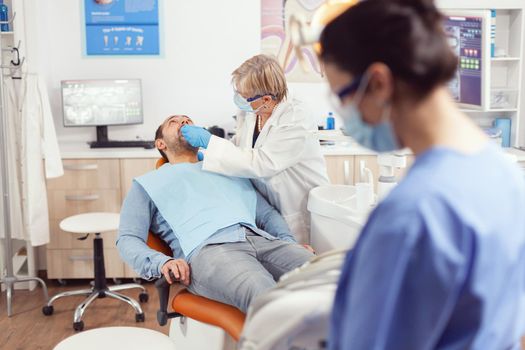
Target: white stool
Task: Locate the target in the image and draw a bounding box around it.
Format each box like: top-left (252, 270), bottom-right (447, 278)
top-left (42, 212), bottom-right (148, 331)
top-left (53, 326), bottom-right (175, 350)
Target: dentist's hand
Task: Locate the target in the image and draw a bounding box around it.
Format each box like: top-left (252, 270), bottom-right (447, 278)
top-left (181, 125), bottom-right (211, 149)
top-left (197, 151), bottom-right (204, 161)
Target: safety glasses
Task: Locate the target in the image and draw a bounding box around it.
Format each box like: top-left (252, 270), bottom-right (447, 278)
top-left (336, 75), bottom-right (362, 101)
top-left (246, 93), bottom-right (276, 102)
top-left (328, 75), bottom-right (363, 113)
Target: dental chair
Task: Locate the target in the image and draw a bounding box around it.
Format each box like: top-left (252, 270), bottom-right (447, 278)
top-left (147, 159), bottom-right (343, 350)
top-left (148, 158), bottom-right (246, 350)
top-left (148, 233), bottom-right (245, 349)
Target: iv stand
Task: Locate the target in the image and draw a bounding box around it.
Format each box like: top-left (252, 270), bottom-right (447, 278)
top-left (0, 15), bottom-right (49, 316)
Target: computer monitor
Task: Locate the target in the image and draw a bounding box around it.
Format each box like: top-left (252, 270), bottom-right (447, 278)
top-left (443, 10), bottom-right (490, 110)
top-left (61, 79), bottom-right (143, 144)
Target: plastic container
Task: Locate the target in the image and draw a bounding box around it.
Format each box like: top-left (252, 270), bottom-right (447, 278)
top-left (491, 10), bottom-right (496, 57)
top-left (0, 1), bottom-right (9, 32)
top-left (493, 117), bottom-right (511, 147)
top-left (307, 185), bottom-right (370, 254)
top-left (326, 112), bottom-right (335, 130)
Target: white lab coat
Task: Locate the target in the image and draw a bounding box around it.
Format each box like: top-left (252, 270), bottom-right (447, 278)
top-left (2, 74), bottom-right (63, 246)
top-left (203, 99), bottom-right (329, 244)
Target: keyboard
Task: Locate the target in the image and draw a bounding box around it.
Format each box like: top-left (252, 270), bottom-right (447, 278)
top-left (89, 140), bottom-right (156, 149)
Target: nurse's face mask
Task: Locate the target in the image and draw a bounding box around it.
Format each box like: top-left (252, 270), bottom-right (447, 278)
top-left (233, 92), bottom-right (274, 114)
top-left (330, 71), bottom-right (399, 153)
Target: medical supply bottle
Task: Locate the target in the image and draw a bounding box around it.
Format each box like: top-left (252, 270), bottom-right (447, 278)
top-left (490, 10), bottom-right (496, 57)
top-left (326, 112), bottom-right (335, 130)
top-left (0, 1), bottom-right (8, 32)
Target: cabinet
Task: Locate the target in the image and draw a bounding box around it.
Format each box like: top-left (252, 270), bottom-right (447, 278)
top-left (325, 154), bottom-right (414, 190)
top-left (324, 155), bottom-right (354, 185)
top-left (45, 158), bottom-right (155, 280)
top-left (119, 158), bottom-right (157, 277)
top-left (437, 1), bottom-right (525, 147)
top-left (120, 158), bottom-right (158, 200)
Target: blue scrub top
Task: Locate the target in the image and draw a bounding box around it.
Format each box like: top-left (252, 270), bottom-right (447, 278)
top-left (329, 144), bottom-right (525, 350)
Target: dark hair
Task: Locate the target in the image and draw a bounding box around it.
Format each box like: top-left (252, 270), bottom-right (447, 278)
top-left (320, 0), bottom-right (457, 100)
top-left (154, 124), bottom-right (168, 162)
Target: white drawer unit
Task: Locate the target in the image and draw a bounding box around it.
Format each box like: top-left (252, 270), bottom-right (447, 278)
top-left (46, 157), bottom-right (157, 280)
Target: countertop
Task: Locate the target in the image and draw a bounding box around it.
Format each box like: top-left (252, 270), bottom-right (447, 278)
top-left (57, 141), bottom-right (525, 162)
top-left (59, 141), bottom-right (161, 159)
top-left (57, 141), bottom-right (379, 158)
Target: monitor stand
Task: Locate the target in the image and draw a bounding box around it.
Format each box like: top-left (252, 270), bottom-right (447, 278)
top-left (88, 126), bottom-right (109, 148)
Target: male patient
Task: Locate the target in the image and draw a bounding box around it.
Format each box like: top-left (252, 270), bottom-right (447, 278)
top-left (117, 115), bottom-right (314, 313)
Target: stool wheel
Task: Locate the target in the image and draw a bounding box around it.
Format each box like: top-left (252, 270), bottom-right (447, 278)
top-left (42, 305), bottom-right (54, 316)
top-left (139, 292), bottom-right (149, 303)
top-left (73, 321), bottom-right (84, 331)
top-left (135, 313), bottom-right (145, 322)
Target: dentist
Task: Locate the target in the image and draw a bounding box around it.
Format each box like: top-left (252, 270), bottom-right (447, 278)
top-left (181, 54), bottom-right (329, 244)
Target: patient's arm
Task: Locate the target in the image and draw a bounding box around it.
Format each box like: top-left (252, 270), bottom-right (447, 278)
top-left (255, 189), bottom-right (296, 243)
top-left (116, 181), bottom-right (173, 280)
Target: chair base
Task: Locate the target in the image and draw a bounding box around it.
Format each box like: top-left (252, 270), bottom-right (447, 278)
top-left (169, 316), bottom-right (236, 350)
top-left (43, 231), bottom-right (147, 330)
top-left (43, 283), bottom-right (147, 331)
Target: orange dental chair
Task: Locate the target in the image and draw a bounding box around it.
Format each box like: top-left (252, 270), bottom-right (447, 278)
top-left (147, 159), bottom-right (246, 344)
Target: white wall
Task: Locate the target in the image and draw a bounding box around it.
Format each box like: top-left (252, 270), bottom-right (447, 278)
top-left (29, 0), bottom-right (332, 143)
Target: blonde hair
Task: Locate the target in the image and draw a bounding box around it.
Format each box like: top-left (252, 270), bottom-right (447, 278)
top-left (231, 54), bottom-right (288, 103)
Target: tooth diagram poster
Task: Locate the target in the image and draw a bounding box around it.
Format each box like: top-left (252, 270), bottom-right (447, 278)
top-left (84, 0), bottom-right (160, 56)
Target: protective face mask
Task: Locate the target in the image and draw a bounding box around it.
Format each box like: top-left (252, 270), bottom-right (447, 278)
top-left (234, 93), bottom-right (254, 112)
top-left (234, 92), bottom-right (267, 114)
top-left (340, 103), bottom-right (399, 152)
top-left (334, 74), bottom-right (399, 153)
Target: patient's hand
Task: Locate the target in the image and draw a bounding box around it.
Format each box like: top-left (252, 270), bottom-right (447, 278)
top-left (161, 259), bottom-right (191, 286)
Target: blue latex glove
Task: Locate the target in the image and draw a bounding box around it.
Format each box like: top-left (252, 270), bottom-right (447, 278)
top-left (197, 151), bottom-right (204, 161)
top-left (181, 125), bottom-right (212, 149)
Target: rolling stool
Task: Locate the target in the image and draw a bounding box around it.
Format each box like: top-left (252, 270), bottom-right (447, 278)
top-left (42, 212), bottom-right (148, 331)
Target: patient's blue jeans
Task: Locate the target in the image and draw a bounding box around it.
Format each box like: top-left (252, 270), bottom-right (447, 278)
top-left (187, 232), bottom-right (313, 313)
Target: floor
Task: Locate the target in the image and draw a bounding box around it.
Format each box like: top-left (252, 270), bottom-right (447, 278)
top-left (0, 279), bottom-right (167, 350)
top-left (3, 279), bottom-right (525, 350)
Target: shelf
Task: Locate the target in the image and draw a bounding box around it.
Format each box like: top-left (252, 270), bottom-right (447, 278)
top-left (0, 31), bottom-right (13, 35)
top-left (488, 108), bottom-right (518, 112)
top-left (490, 88), bottom-right (518, 92)
top-left (461, 108), bottom-right (518, 113)
top-left (491, 57), bottom-right (520, 62)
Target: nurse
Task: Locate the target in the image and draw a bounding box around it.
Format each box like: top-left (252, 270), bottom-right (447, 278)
top-left (319, 0), bottom-right (525, 349)
top-left (182, 54), bottom-right (329, 244)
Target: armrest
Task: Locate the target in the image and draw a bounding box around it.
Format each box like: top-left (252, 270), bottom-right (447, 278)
top-left (154, 274), bottom-right (183, 326)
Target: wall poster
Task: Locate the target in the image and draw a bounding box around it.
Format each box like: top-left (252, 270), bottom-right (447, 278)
top-left (261, 0), bottom-right (326, 83)
top-left (84, 0), bottom-right (160, 56)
